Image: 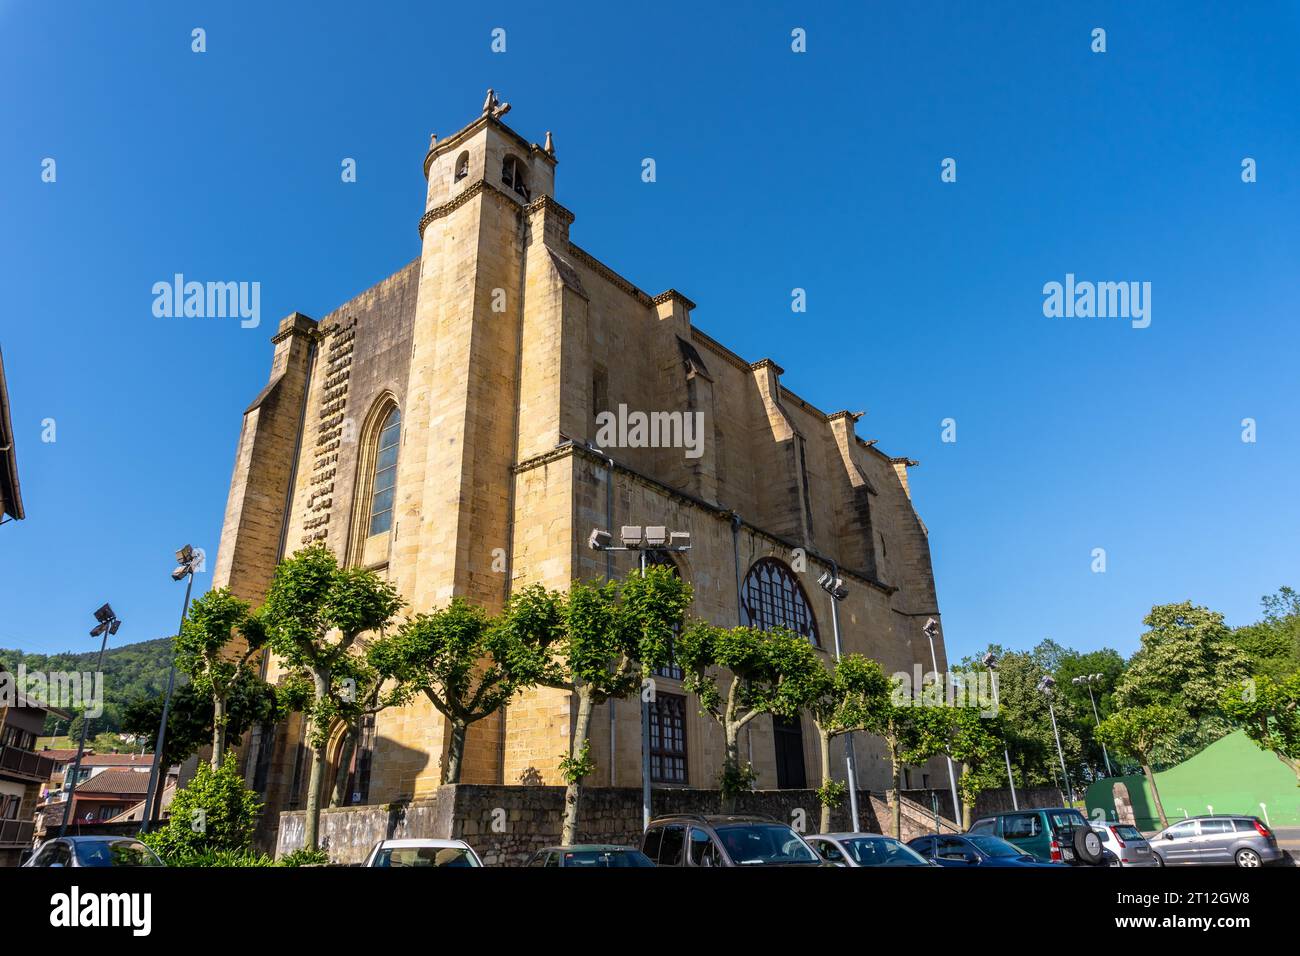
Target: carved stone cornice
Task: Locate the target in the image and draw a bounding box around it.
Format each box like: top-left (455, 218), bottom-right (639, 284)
top-left (566, 244), bottom-right (654, 306)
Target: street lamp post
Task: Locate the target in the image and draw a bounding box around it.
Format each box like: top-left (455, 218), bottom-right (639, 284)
top-left (1037, 675), bottom-right (1074, 805)
top-left (922, 618), bottom-right (962, 828)
top-left (59, 604), bottom-right (121, 837)
top-left (982, 652), bottom-right (1018, 811)
top-left (141, 545), bottom-right (201, 834)
top-left (816, 565), bottom-right (860, 832)
top-left (1072, 673), bottom-right (1113, 779)
top-left (588, 526), bottom-right (691, 830)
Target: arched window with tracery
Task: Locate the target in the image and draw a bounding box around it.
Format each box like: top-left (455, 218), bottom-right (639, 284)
top-left (740, 557), bottom-right (820, 646)
top-left (367, 406), bottom-right (401, 536)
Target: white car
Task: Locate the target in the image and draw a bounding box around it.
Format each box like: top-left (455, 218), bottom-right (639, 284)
top-left (362, 838), bottom-right (483, 868)
top-left (1090, 821), bottom-right (1158, 867)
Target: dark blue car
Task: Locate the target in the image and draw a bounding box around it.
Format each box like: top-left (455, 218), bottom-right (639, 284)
top-left (908, 834), bottom-right (1060, 868)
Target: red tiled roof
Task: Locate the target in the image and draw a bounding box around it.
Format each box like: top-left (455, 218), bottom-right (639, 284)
top-left (74, 769), bottom-right (153, 795)
top-left (80, 753), bottom-right (153, 767)
top-left (40, 749), bottom-right (82, 761)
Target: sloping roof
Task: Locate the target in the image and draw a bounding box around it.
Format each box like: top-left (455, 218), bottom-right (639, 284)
top-left (0, 346), bottom-right (23, 522)
top-left (39, 749), bottom-right (82, 762)
top-left (74, 769), bottom-right (152, 795)
top-left (81, 753), bottom-right (153, 767)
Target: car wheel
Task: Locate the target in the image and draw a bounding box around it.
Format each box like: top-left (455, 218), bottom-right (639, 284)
top-left (1235, 848), bottom-right (1262, 868)
top-left (1154, 851), bottom-right (1165, 867)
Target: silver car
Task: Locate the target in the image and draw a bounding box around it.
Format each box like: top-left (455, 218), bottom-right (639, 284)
top-left (1150, 816), bottom-right (1282, 867)
top-left (805, 832), bottom-right (937, 867)
top-left (1091, 821), bottom-right (1158, 867)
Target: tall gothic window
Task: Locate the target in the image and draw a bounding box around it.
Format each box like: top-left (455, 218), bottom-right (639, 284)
top-left (367, 406), bottom-right (401, 536)
top-left (740, 557), bottom-right (821, 646)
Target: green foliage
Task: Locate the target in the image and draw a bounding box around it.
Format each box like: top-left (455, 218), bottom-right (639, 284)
top-left (278, 847), bottom-right (330, 867)
top-left (144, 753), bottom-right (262, 859)
top-left (259, 545), bottom-right (405, 749)
top-left (164, 848), bottom-right (277, 868)
top-left (960, 645), bottom-right (1090, 788)
top-left (1221, 671), bottom-right (1300, 784)
top-left (717, 760), bottom-right (757, 801)
top-left (1097, 704), bottom-right (1182, 767)
top-left (1114, 602), bottom-right (1252, 765)
top-left (1228, 588), bottom-right (1300, 682)
top-left (558, 739), bottom-right (594, 786)
top-left (816, 778), bottom-right (848, 810)
top-left (1, 637), bottom-right (175, 737)
top-left (120, 672), bottom-right (279, 768)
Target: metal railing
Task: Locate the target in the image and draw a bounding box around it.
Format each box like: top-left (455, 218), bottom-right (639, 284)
top-left (0, 746), bottom-right (55, 782)
top-left (0, 818), bottom-right (34, 848)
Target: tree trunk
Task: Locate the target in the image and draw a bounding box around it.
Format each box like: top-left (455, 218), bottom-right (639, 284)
top-left (1143, 761), bottom-right (1169, 830)
top-left (211, 696), bottom-right (227, 770)
top-left (889, 744), bottom-right (902, 839)
top-left (962, 796), bottom-right (973, 830)
top-left (818, 728), bottom-right (833, 834)
top-left (560, 690), bottom-right (595, 846)
top-left (444, 718), bottom-right (468, 785)
top-left (303, 670), bottom-right (329, 851)
top-left (721, 722), bottom-right (741, 814)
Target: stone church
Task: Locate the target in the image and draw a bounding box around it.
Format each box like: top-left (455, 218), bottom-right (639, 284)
top-left (211, 93), bottom-right (952, 826)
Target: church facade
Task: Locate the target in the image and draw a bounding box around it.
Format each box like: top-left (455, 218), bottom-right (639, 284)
top-left (212, 94), bottom-right (952, 823)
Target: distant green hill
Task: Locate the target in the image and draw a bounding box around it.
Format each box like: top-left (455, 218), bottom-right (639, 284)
top-left (0, 637), bottom-right (177, 736)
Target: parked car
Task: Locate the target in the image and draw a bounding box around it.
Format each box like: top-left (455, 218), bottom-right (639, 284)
top-left (24, 836), bottom-right (164, 868)
top-left (1089, 821), bottom-right (1158, 867)
top-left (908, 833), bottom-right (1058, 868)
top-left (362, 838), bottom-right (483, 867)
top-left (807, 832), bottom-right (936, 867)
top-left (641, 814), bottom-right (824, 867)
top-left (1149, 816), bottom-right (1282, 867)
top-left (526, 844), bottom-right (654, 867)
top-left (966, 808), bottom-right (1107, 866)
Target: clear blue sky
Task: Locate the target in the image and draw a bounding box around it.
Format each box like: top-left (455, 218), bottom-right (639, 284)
top-left (2, 1), bottom-right (1296, 660)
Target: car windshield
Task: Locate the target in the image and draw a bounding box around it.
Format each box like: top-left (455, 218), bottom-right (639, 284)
top-left (966, 836), bottom-right (1026, 858)
top-left (1114, 825), bottom-right (1143, 842)
top-left (373, 846), bottom-right (478, 867)
top-left (73, 840), bottom-right (162, 867)
top-left (844, 837), bottom-right (931, 866)
top-left (714, 824), bottom-right (820, 865)
top-left (560, 849), bottom-right (654, 867)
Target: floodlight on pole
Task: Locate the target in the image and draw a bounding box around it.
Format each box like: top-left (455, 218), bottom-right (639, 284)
top-left (816, 561), bottom-right (860, 832)
top-left (1037, 674), bottom-right (1074, 805)
top-left (586, 526), bottom-right (692, 829)
top-left (982, 651), bottom-right (1018, 810)
top-left (61, 603), bottom-right (121, 837)
top-left (1072, 673), bottom-right (1114, 778)
top-left (921, 617), bottom-right (962, 827)
top-left (142, 543), bottom-right (202, 834)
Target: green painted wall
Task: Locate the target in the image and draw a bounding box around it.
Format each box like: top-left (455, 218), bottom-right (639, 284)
top-left (1085, 731), bottom-right (1300, 831)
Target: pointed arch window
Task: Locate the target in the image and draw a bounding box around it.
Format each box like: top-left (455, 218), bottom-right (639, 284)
top-left (740, 557), bottom-right (820, 646)
top-left (367, 406), bottom-right (401, 536)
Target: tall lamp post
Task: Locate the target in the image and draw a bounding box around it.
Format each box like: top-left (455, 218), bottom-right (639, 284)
top-left (816, 566), bottom-right (860, 832)
top-left (1037, 675), bottom-right (1074, 805)
top-left (59, 604), bottom-right (121, 837)
top-left (981, 652), bottom-right (1018, 811)
top-left (588, 525), bottom-right (691, 830)
top-left (141, 544), bottom-right (201, 834)
top-left (922, 618), bottom-right (961, 828)
top-left (1072, 673), bottom-right (1113, 779)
